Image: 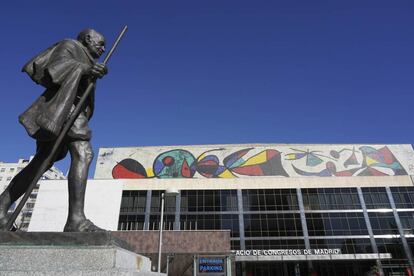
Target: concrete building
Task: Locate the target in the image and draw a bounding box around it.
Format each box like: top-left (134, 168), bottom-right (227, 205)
top-left (0, 157), bottom-right (66, 230)
top-left (29, 144), bottom-right (414, 275)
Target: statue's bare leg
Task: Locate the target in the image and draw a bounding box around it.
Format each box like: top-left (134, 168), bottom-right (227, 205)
top-left (0, 147), bottom-right (53, 230)
top-left (63, 140), bottom-right (104, 232)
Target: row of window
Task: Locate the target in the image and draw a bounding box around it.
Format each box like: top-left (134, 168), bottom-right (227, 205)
top-left (118, 211), bottom-right (414, 237)
top-left (0, 167), bottom-right (23, 173)
top-left (119, 187), bottom-right (414, 214)
top-left (118, 189), bottom-right (414, 239)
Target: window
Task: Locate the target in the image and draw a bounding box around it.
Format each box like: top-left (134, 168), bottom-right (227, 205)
top-left (180, 214), bottom-right (239, 236)
top-left (0, 168), bottom-right (5, 172)
top-left (0, 177), bottom-right (2, 181)
top-left (119, 191), bottom-right (147, 213)
top-left (368, 212), bottom-right (398, 235)
top-left (244, 213), bottom-right (302, 237)
top-left (376, 238), bottom-right (406, 259)
top-left (398, 212), bottom-right (414, 235)
top-left (310, 239), bottom-right (372, 254)
top-left (245, 239), bottom-right (305, 250)
top-left (391, 187), bottom-right (414, 209)
top-left (231, 240), bottom-right (241, 250)
top-left (242, 189), bottom-right (299, 211)
top-left (306, 213), bottom-right (368, 236)
top-left (6, 177), bottom-right (11, 181)
top-left (149, 214), bottom-right (175, 230)
top-left (181, 190), bottom-right (238, 212)
top-left (362, 187), bottom-right (390, 209)
top-left (150, 191), bottom-right (176, 213)
top-left (407, 238), bottom-right (414, 258)
top-left (302, 188), bottom-right (361, 210)
top-left (21, 223), bottom-right (29, 229)
top-left (9, 168), bottom-right (14, 172)
top-left (118, 214), bottom-right (145, 231)
top-left (23, 212), bottom-right (32, 218)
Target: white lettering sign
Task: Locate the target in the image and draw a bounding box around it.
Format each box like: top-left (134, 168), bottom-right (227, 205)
top-left (233, 249), bottom-right (341, 256)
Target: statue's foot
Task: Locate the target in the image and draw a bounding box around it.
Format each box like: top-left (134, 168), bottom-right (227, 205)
top-left (0, 191), bottom-right (12, 231)
top-left (0, 216), bottom-right (8, 231)
top-left (63, 219), bottom-right (106, 232)
top-left (0, 216), bottom-right (19, 231)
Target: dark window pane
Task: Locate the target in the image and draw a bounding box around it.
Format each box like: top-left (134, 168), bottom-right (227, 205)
top-left (118, 214), bottom-right (145, 231)
top-left (310, 239), bottom-right (372, 254)
top-left (398, 212), bottom-right (414, 235)
top-left (376, 238), bottom-right (406, 259)
top-left (362, 187), bottom-right (390, 209)
top-left (302, 188), bottom-right (361, 210)
top-left (245, 239), bottom-right (305, 250)
top-left (120, 191), bottom-right (147, 213)
top-left (306, 213), bottom-right (367, 236)
top-left (368, 212), bottom-right (398, 235)
top-left (242, 189), bottom-right (299, 211)
top-left (391, 187), bottom-right (414, 209)
top-left (244, 213), bottom-right (302, 237)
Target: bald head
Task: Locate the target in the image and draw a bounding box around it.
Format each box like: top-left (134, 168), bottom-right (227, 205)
top-left (77, 29), bottom-right (105, 59)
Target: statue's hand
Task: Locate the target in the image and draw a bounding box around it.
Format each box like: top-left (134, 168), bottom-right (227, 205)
top-left (87, 63), bottom-right (108, 79)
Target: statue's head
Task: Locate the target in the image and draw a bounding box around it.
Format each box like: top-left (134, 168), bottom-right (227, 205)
top-left (77, 29), bottom-right (105, 59)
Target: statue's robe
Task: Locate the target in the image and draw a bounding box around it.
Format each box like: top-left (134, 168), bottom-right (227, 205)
top-left (19, 39), bottom-right (95, 142)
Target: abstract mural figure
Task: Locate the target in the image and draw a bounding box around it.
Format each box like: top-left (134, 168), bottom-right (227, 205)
top-left (286, 149), bottom-right (334, 167)
top-left (196, 149), bottom-right (235, 178)
top-left (292, 162), bottom-right (360, 177)
top-left (112, 158), bottom-right (148, 179)
top-left (153, 149), bottom-right (197, 178)
top-left (343, 147), bottom-right (360, 168)
top-left (292, 146), bottom-right (406, 177)
top-left (231, 149), bottom-right (288, 177)
top-left (359, 146), bottom-right (407, 176)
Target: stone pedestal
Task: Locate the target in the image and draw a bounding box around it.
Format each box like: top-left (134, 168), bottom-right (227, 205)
top-left (0, 232), bottom-right (164, 276)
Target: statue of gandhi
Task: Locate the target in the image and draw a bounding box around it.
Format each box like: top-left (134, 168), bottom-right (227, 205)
top-left (0, 29), bottom-right (108, 232)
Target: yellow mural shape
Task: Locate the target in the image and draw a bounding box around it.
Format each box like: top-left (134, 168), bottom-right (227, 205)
top-left (285, 153), bottom-right (297, 160)
top-left (146, 168), bottom-right (154, 177)
top-left (197, 152), bottom-right (207, 161)
top-left (218, 169), bottom-right (236, 178)
top-left (366, 157), bottom-right (378, 166)
top-left (240, 151), bottom-right (267, 167)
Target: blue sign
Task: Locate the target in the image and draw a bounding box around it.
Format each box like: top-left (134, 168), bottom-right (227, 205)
top-left (199, 257), bottom-right (225, 273)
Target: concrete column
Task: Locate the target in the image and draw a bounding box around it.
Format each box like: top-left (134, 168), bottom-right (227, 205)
top-left (296, 188), bottom-right (310, 250)
top-left (357, 187), bottom-right (384, 276)
top-left (174, 192), bottom-right (181, 230)
top-left (385, 186), bottom-right (414, 273)
top-left (236, 189), bottom-right (246, 276)
top-left (144, 190), bottom-right (152, 230)
top-left (297, 188), bottom-right (312, 271)
top-left (236, 189), bottom-right (246, 250)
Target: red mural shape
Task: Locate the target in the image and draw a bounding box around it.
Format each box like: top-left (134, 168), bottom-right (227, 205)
top-left (112, 158), bottom-right (147, 179)
top-left (231, 150), bottom-right (288, 177)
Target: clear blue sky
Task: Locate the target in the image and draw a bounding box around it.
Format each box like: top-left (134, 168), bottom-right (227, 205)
top-left (0, 1), bottom-right (413, 175)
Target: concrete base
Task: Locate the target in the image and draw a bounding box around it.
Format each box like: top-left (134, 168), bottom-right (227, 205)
top-left (0, 232), bottom-right (164, 276)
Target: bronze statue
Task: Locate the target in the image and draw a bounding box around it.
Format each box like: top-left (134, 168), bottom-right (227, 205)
top-left (0, 29), bottom-right (111, 232)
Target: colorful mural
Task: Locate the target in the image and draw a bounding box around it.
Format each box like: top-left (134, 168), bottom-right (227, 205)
top-left (106, 145), bottom-right (410, 179)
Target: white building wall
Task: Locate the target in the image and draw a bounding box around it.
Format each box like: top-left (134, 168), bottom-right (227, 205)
top-left (0, 157), bottom-right (66, 231)
top-left (28, 179), bottom-right (123, 232)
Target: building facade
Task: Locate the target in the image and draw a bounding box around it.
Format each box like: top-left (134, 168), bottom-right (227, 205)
top-left (29, 144), bottom-right (414, 275)
top-left (0, 157), bottom-right (66, 230)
